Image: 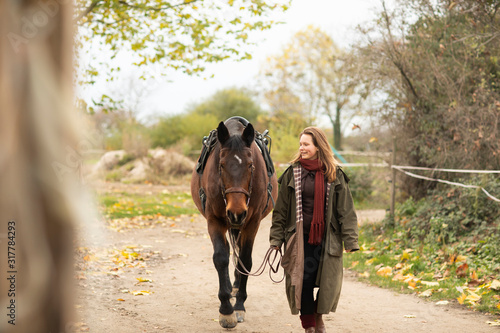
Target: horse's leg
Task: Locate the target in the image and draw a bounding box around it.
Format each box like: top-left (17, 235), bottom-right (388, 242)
top-left (231, 229), bottom-right (241, 296)
top-left (209, 223), bottom-right (237, 328)
top-left (233, 224), bottom-right (258, 323)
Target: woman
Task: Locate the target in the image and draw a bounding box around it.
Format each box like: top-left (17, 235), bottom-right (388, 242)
top-left (270, 127), bottom-right (359, 333)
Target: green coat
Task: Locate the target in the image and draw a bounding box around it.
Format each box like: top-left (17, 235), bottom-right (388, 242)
top-left (269, 163), bottom-right (359, 315)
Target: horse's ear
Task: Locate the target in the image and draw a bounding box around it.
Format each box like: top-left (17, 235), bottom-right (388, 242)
top-left (217, 121), bottom-right (230, 145)
top-left (242, 123), bottom-right (255, 147)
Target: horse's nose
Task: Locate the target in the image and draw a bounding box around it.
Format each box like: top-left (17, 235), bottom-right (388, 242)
top-left (227, 209), bottom-right (247, 226)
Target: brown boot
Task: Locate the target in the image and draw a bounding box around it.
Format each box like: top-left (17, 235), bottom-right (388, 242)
top-left (314, 313), bottom-right (326, 333)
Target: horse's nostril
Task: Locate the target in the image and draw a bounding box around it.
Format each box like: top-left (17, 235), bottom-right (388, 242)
top-left (227, 210), bottom-right (247, 225)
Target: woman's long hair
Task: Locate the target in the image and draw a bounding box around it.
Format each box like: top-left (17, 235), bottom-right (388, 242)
top-left (291, 127), bottom-right (337, 182)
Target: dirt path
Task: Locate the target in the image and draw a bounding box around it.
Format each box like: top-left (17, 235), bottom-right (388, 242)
top-left (75, 209), bottom-right (499, 333)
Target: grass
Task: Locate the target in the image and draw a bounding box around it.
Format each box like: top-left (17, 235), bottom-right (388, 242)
top-left (344, 222), bottom-right (500, 316)
top-left (97, 191), bottom-right (198, 219)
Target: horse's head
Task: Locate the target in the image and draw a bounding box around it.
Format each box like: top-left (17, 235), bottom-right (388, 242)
top-left (217, 120), bottom-right (255, 228)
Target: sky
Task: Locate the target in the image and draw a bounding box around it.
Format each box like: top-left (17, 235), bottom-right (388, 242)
top-left (81, 0), bottom-right (386, 124)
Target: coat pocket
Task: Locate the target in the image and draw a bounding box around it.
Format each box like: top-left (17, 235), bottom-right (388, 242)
top-left (327, 219), bottom-right (343, 257)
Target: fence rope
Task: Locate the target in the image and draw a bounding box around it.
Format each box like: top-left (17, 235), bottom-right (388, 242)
top-left (392, 166), bottom-right (500, 203)
top-left (392, 165), bottom-right (500, 174)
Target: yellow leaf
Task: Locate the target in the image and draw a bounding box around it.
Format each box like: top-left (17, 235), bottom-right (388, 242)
top-left (489, 279), bottom-right (500, 291)
top-left (350, 261), bottom-right (359, 268)
top-left (117, 298), bottom-right (125, 301)
top-left (136, 277), bottom-right (153, 283)
top-left (376, 266), bottom-right (393, 277)
top-left (457, 293), bottom-right (467, 304)
top-left (465, 291), bottom-right (481, 303)
top-left (401, 251), bottom-right (411, 261)
top-left (131, 290), bottom-right (151, 296)
top-left (365, 258), bottom-right (376, 265)
top-left (359, 271), bottom-right (370, 278)
top-left (456, 255), bottom-right (467, 262)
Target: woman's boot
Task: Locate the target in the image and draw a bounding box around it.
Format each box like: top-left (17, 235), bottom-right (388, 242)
top-left (314, 313), bottom-right (326, 333)
top-left (300, 314), bottom-right (316, 332)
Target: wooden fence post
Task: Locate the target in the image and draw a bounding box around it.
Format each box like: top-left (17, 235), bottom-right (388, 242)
top-left (390, 137), bottom-right (397, 220)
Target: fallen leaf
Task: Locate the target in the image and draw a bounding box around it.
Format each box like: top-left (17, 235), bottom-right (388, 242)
top-left (456, 263), bottom-right (469, 278)
top-left (486, 320), bottom-right (500, 326)
top-left (359, 271), bottom-right (370, 278)
top-left (401, 251), bottom-right (411, 261)
top-left (117, 298), bottom-right (125, 301)
top-left (376, 266), bottom-right (393, 277)
top-left (436, 301), bottom-right (449, 305)
top-left (351, 261), bottom-right (359, 268)
top-left (136, 277), bottom-right (153, 283)
top-left (404, 315), bottom-right (416, 318)
top-left (131, 290), bottom-right (151, 296)
top-left (421, 281), bottom-right (439, 287)
top-left (465, 291), bottom-right (481, 304)
top-left (489, 279), bottom-right (500, 291)
top-left (365, 258), bottom-right (376, 265)
top-left (457, 293), bottom-right (467, 305)
top-left (419, 289), bottom-right (433, 297)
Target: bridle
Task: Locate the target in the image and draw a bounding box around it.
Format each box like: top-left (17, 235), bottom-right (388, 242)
top-left (218, 146), bottom-right (283, 283)
top-left (219, 147), bottom-right (254, 208)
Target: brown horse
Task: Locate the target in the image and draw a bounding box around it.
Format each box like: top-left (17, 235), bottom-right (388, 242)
top-left (191, 117), bottom-right (278, 328)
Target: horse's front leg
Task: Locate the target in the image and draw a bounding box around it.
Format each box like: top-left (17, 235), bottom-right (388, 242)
top-left (233, 231), bottom-right (256, 323)
top-left (209, 224), bottom-right (237, 328)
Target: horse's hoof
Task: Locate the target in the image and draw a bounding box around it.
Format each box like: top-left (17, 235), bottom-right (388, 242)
top-left (235, 310), bottom-right (245, 323)
top-left (231, 287), bottom-right (239, 297)
top-left (219, 313), bottom-right (238, 328)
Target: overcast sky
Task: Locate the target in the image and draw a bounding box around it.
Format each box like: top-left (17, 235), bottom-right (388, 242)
top-left (81, 0), bottom-right (387, 123)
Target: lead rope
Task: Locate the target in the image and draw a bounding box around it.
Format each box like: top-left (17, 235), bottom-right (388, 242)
top-left (228, 231), bottom-right (284, 283)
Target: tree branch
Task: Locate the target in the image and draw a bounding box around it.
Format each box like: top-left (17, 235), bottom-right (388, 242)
top-left (117, 0), bottom-right (203, 13)
top-left (75, 0), bottom-right (102, 22)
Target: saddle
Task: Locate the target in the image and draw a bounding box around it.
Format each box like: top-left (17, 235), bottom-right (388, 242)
top-left (195, 117), bottom-right (275, 178)
top-left (195, 117), bottom-right (275, 213)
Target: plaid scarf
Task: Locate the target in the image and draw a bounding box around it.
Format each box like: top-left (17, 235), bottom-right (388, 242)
top-left (299, 158), bottom-right (325, 245)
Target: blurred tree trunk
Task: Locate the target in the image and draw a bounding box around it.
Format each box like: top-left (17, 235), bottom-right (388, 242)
top-left (0, 1), bottom-right (82, 332)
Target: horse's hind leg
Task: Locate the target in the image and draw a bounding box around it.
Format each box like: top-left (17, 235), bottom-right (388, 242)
top-left (209, 225), bottom-right (237, 328)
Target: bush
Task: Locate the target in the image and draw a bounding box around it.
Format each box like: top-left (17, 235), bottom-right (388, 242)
top-left (346, 167), bottom-right (374, 204)
top-left (395, 175), bottom-right (500, 245)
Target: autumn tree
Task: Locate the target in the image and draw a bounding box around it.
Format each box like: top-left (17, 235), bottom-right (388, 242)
top-left (356, 0), bottom-right (500, 197)
top-left (259, 25), bottom-right (365, 150)
top-left (75, 0), bottom-right (289, 84)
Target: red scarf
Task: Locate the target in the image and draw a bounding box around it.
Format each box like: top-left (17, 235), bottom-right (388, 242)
top-left (299, 158), bottom-right (325, 245)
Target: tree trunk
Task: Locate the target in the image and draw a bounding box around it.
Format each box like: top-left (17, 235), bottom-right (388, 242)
top-left (0, 1), bottom-right (83, 332)
top-left (334, 104), bottom-right (342, 150)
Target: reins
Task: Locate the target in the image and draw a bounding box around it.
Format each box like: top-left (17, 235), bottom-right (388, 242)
top-left (228, 230), bottom-right (284, 283)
